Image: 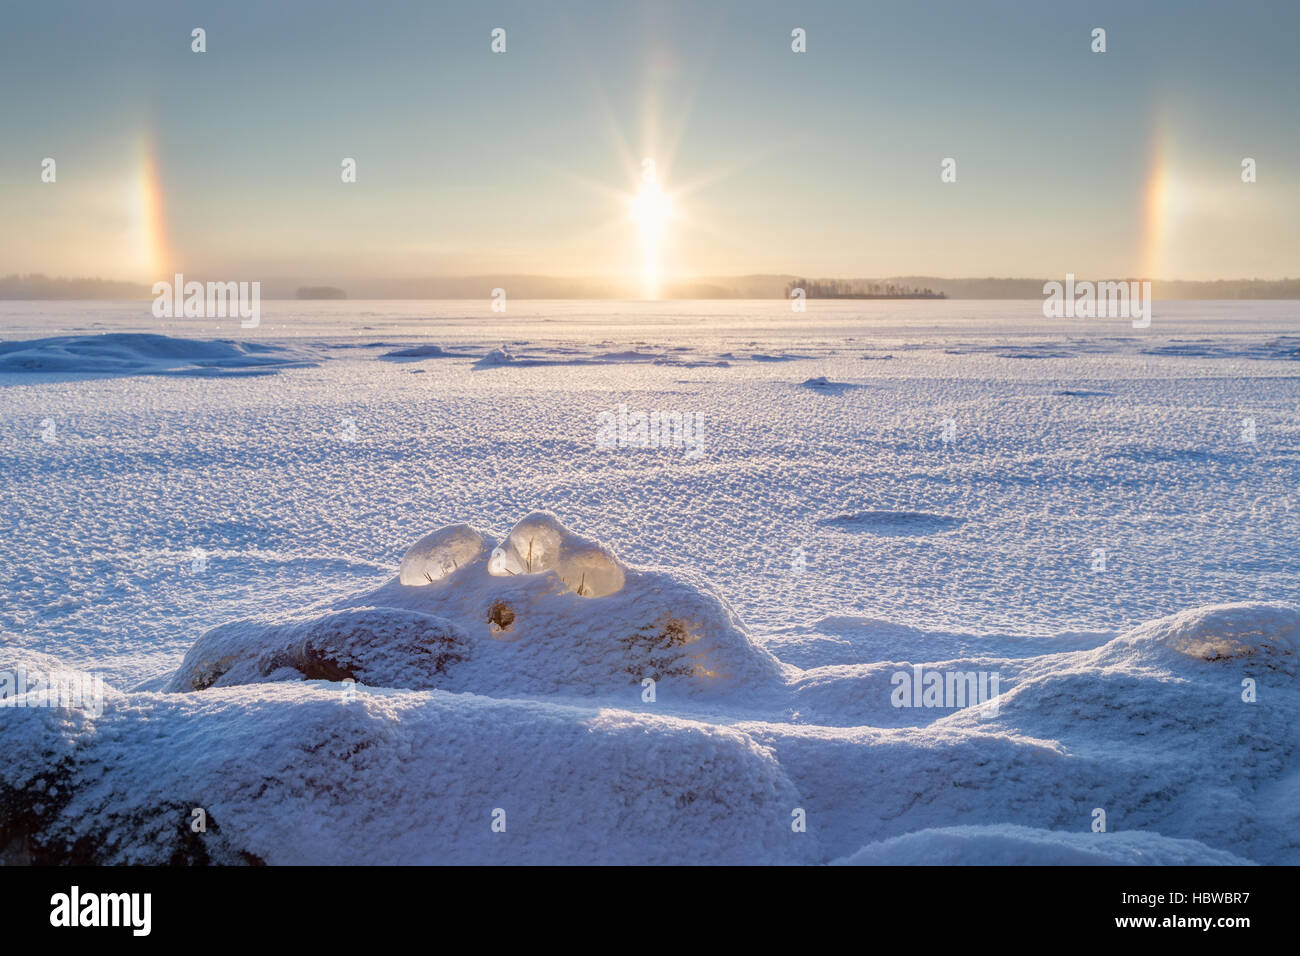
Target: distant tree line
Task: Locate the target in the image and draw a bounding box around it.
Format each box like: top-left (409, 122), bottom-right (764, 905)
top-left (296, 286), bottom-right (347, 300)
top-left (785, 278), bottom-right (946, 299)
top-left (0, 273), bottom-right (147, 299)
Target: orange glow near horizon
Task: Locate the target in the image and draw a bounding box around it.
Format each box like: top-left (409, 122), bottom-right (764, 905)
top-left (1139, 124), bottom-right (1168, 281)
top-left (136, 134), bottom-right (170, 281)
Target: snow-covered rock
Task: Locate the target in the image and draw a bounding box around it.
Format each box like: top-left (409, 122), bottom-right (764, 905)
top-left (167, 607), bottom-right (470, 692)
top-left (168, 513), bottom-right (788, 700)
top-left (1, 677), bottom-right (816, 865)
top-left (1102, 602), bottom-right (1300, 663)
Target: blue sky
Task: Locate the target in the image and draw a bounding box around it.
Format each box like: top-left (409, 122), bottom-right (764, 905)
top-left (2, 0), bottom-right (1297, 283)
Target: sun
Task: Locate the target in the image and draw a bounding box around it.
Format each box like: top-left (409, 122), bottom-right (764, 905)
top-left (628, 163), bottom-right (673, 298)
top-left (630, 179), bottom-right (671, 238)
top-left (561, 151), bottom-right (694, 299)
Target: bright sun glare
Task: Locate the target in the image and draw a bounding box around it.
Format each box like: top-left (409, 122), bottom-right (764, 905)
top-left (629, 167), bottom-right (672, 299)
top-left (630, 180), bottom-right (671, 236)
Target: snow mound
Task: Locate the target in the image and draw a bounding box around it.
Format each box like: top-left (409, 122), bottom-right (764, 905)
top-left (833, 825), bottom-right (1255, 866)
top-left (473, 345), bottom-right (516, 368)
top-left (798, 376), bottom-right (860, 393)
top-left (1105, 602), bottom-right (1300, 663)
top-left (168, 513), bottom-right (786, 699)
top-left (0, 333), bottom-right (313, 377)
top-left (381, 343), bottom-right (460, 360)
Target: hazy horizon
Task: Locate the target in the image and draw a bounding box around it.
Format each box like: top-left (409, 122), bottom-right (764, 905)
top-left (4, 271), bottom-right (1300, 303)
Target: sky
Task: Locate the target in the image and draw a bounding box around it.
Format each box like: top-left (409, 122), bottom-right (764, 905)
top-left (2, 0), bottom-right (1298, 287)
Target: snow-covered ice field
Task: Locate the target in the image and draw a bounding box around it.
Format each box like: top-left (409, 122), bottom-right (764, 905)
top-left (2, 299), bottom-right (1298, 864)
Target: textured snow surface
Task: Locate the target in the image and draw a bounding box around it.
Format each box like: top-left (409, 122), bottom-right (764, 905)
top-left (1, 300), bottom-right (1298, 864)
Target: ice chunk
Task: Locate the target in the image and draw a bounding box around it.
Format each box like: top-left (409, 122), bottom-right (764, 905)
top-left (399, 523), bottom-right (492, 585)
top-left (492, 511), bottom-right (625, 598)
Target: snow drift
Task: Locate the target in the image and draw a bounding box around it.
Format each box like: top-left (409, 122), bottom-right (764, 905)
top-left (0, 333), bottom-right (314, 377)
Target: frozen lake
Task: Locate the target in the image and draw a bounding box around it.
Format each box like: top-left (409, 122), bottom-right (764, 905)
top-left (2, 299), bottom-right (1297, 864)
top-left (3, 299), bottom-right (1297, 679)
